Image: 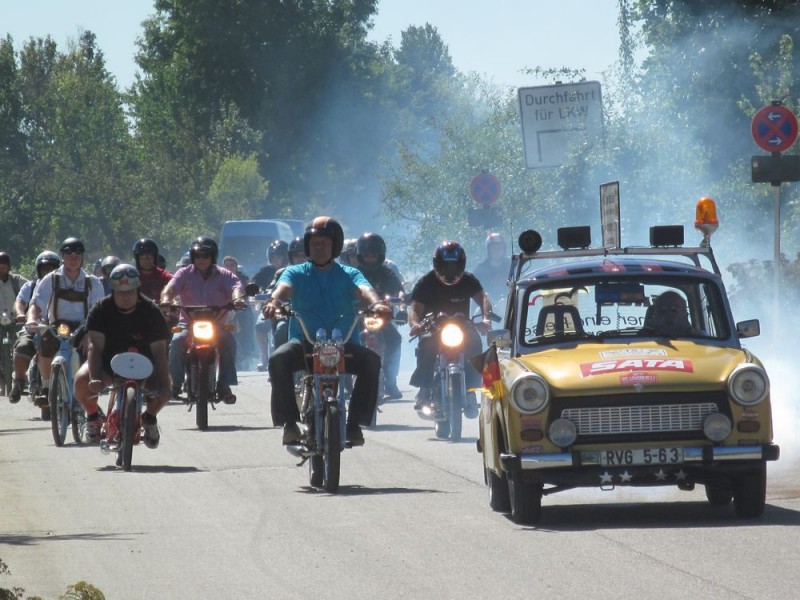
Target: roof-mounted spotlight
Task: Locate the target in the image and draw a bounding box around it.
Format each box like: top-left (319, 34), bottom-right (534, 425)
top-left (650, 225), bottom-right (684, 247)
top-left (695, 196), bottom-right (719, 247)
top-left (518, 230), bottom-right (542, 255)
top-left (557, 226), bottom-right (591, 250)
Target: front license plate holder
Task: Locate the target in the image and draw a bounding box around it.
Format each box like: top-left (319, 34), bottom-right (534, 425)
top-left (599, 447), bottom-right (684, 467)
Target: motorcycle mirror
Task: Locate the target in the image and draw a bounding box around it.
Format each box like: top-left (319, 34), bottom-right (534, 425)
top-left (244, 282), bottom-right (260, 297)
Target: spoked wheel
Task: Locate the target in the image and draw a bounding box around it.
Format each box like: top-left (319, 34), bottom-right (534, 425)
top-left (195, 361), bottom-right (210, 430)
top-left (448, 373), bottom-right (464, 442)
top-left (119, 386), bottom-right (138, 471)
top-left (322, 403), bottom-right (341, 493)
top-left (309, 455), bottom-right (323, 488)
top-left (48, 363), bottom-right (70, 446)
top-left (71, 405), bottom-right (87, 445)
top-left (508, 472), bottom-right (543, 525)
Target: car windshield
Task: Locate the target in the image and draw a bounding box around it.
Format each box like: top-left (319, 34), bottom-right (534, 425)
top-left (518, 275), bottom-right (731, 346)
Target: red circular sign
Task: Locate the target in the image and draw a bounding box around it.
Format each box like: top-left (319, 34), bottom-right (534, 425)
top-left (751, 105), bottom-right (798, 152)
top-left (470, 172), bottom-right (501, 205)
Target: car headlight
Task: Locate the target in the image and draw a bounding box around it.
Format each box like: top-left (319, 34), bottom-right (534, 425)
top-left (727, 364), bottom-right (769, 406)
top-left (510, 374), bottom-right (549, 414)
top-left (549, 418), bottom-right (577, 447)
top-left (192, 321), bottom-right (214, 341)
top-left (318, 345), bottom-right (341, 368)
top-left (440, 323), bottom-right (464, 347)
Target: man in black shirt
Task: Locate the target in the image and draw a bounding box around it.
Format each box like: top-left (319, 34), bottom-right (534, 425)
top-left (408, 241), bottom-right (492, 417)
top-left (73, 264), bottom-right (171, 446)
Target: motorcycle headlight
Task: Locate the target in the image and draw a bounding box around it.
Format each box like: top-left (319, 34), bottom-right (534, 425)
top-left (364, 316), bottom-right (384, 331)
top-left (727, 364), bottom-right (769, 406)
top-left (57, 323), bottom-right (71, 337)
top-left (510, 374), bottom-right (550, 414)
top-left (192, 321), bottom-right (214, 342)
top-left (318, 344), bottom-right (341, 368)
top-left (440, 323), bottom-right (464, 347)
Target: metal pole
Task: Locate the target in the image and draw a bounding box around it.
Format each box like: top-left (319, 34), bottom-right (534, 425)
top-left (773, 184), bottom-right (781, 342)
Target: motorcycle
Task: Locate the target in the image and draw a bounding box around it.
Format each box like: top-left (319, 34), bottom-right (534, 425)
top-left (362, 296), bottom-right (406, 428)
top-left (172, 302), bottom-right (243, 430)
top-left (282, 305), bottom-right (381, 493)
top-left (412, 312), bottom-right (491, 442)
top-left (100, 352), bottom-right (154, 471)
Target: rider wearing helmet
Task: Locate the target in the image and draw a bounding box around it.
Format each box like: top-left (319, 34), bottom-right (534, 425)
top-left (262, 216), bottom-right (392, 446)
top-left (253, 237), bottom-right (307, 371)
top-left (253, 240), bottom-right (289, 290)
top-left (0, 252), bottom-right (29, 401)
top-left (407, 241), bottom-right (493, 416)
top-left (26, 237), bottom-right (105, 408)
top-left (132, 238), bottom-right (173, 301)
top-left (471, 232), bottom-right (509, 307)
top-left (74, 264), bottom-right (171, 446)
top-left (355, 233), bottom-right (405, 399)
top-left (160, 236), bottom-right (245, 404)
top-left (339, 238), bottom-right (358, 267)
top-left (8, 251), bottom-right (61, 404)
top-left (98, 255), bottom-right (121, 294)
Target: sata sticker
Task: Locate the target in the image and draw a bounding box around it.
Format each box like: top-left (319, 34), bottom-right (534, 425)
top-left (580, 358), bottom-right (693, 377)
top-left (599, 348), bottom-right (668, 358)
top-left (620, 372), bottom-right (658, 386)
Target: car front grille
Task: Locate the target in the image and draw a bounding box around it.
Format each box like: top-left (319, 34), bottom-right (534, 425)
top-left (561, 401), bottom-right (720, 436)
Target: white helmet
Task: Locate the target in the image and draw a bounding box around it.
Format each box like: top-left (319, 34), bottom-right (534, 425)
top-left (109, 263), bottom-right (141, 292)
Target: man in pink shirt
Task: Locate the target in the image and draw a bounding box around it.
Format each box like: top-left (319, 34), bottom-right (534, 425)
top-left (160, 236), bottom-right (245, 403)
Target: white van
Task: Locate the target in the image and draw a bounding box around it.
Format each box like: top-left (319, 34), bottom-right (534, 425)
top-left (218, 219), bottom-right (293, 278)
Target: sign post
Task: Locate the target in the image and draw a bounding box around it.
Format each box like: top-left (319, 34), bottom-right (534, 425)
top-left (750, 101), bottom-right (799, 340)
top-left (468, 172), bottom-right (502, 228)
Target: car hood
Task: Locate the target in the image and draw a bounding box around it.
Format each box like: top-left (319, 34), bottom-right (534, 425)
top-left (514, 340), bottom-right (750, 394)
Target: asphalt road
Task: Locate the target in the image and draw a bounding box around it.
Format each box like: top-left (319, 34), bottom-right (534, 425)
top-left (2, 364), bottom-right (800, 600)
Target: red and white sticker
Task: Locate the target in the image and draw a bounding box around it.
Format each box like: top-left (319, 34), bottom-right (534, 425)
top-left (620, 372), bottom-right (658, 386)
top-left (580, 358), bottom-right (693, 377)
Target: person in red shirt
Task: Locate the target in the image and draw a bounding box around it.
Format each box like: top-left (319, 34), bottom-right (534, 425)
top-left (132, 238), bottom-right (172, 302)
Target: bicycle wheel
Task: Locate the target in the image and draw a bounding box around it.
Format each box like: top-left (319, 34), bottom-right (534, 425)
top-left (71, 404), bottom-right (87, 445)
top-left (0, 329), bottom-right (12, 396)
top-left (48, 362), bottom-right (70, 446)
top-left (120, 385), bottom-right (138, 471)
top-left (322, 402), bottom-right (341, 493)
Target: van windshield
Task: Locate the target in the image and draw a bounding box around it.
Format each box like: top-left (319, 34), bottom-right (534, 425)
top-left (223, 236), bottom-right (268, 272)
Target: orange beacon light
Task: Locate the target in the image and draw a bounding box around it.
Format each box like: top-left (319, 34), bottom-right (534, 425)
top-left (695, 197), bottom-right (719, 245)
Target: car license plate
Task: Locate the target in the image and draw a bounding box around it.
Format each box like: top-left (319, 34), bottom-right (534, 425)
top-left (600, 447), bottom-right (684, 466)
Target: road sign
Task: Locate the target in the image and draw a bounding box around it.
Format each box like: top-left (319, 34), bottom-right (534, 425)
top-left (518, 81), bottom-right (604, 168)
top-left (599, 181), bottom-right (620, 249)
top-left (751, 104), bottom-right (798, 152)
top-left (470, 172), bottom-right (501, 205)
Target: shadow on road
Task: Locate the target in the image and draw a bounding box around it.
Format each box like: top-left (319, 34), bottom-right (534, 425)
top-left (0, 531), bottom-right (139, 546)
top-left (179, 425), bottom-right (272, 433)
top-left (510, 501), bottom-right (800, 531)
top-left (365, 424), bottom-right (430, 433)
top-left (296, 485), bottom-right (444, 497)
top-left (95, 464), bottom-right (204, 474)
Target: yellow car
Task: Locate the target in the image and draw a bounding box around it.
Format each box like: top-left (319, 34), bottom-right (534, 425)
top-left (478, 216), bottom-right (780, 525)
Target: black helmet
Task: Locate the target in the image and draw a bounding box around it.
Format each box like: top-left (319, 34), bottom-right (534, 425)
top-left (190, 236), bottom-right (219, 264)
top-left (35, 250), bottom-right (61, 276)
top-left (100, 255), bottom-right (121, 277)
top-left (433, 241), bottom-right (466, 285)
top-left (132, 238), bottom-right (159, 258)
top-left (356, 233), bottom-right (386, 268)
top-left (60, 237), bottom-right (85, 255)
top-left (0, 252), bottom-right (10, 266)
top-left (267, 239), bottom-right (289, 261)
top-left (288, 237), bottom-right (306, 261)
top-left (304, 216), bottom-right (344, 258)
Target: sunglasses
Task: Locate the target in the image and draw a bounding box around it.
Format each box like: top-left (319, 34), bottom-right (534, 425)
top-left (111, 267), bottom-right (139, 280)
top-left (61, 250), bottom-right (83, 256)
top-left (194, 252), bottom-right (212, 259)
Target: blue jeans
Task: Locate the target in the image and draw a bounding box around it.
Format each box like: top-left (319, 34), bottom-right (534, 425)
top-left (169, 326), bottom-right (238, 388)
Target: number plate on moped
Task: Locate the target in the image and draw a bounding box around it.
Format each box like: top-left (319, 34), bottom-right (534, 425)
top-left (600, 447), bottom-right (684, 466)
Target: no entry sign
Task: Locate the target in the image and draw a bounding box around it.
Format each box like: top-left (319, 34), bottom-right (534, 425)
top-left (752, 104), bottom-right (798, 153)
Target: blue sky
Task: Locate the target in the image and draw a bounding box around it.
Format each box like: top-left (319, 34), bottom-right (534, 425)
top-left (3, 0), bottom-right (622, 89)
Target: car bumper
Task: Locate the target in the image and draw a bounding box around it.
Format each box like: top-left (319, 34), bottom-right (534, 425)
top-left (500, 443), bottom-right (780, 473)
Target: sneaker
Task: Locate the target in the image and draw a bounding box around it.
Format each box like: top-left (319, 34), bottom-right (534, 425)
top-left (384, 383), bottom-right (403, 401)
top-left (85, 413), bottom-right (104, 444)
top-left (218, 384), bottom-right (236, 404)
top-left (141, 413), bottom-right (160, 449)
top-left (282, 422), bottom-right (301, 445)
top-left (464, 391), bottom-right (479, 419)
top-left (346, 423), bottom-right (364, 446)
top-left (9, 378), bottom-right (25, 404)
top-left (413, 387), bottom-right (431, 411)
top-left (33, 388), bottom-right (49, 408)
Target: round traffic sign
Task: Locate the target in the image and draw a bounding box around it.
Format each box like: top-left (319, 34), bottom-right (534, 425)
top-left (752, 104), bottom-right (798, 153)
top-left (470, 172), bottom-right (501, 205)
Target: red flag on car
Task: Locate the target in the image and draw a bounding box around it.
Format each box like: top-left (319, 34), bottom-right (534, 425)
top-left (470, 344), bottom-right (502, 399)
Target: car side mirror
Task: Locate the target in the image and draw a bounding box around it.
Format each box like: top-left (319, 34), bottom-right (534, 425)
top-left (736, 319), bottom-right (760, 339)
top-left (487, 329), bottom-right (511, 348)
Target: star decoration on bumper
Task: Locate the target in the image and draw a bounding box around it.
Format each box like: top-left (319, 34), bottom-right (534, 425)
top-left (596, 469), bottom-right (689, 483)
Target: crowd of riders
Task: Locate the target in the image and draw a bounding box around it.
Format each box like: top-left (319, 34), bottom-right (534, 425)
top-left (1, 221), bottom-right (509, 449)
